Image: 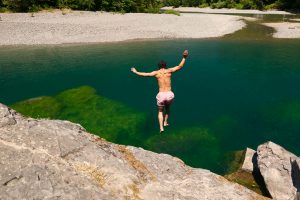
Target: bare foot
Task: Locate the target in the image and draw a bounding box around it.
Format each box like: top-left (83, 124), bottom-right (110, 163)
top-left (164, 122), bottom-right (169, 126)
top-left (160, 129), bottom-right (164, 134)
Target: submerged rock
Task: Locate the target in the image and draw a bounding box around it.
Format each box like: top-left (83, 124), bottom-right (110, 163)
top-left (0, 103), bottom-right (268, 200)
top-left (257, 141), bottom-right (298, 200)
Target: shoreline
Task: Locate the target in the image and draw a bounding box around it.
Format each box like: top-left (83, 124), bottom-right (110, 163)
top-left (0, 11), bottom-right (246, 45)
top-left (0, 37), bottom-right (227, 48)
top-left (264, 22), bottom-right (300, 38)
top-left (1, 10), bottom-right (300, 45)
top-left (162, 7), bottom-right (294, 15)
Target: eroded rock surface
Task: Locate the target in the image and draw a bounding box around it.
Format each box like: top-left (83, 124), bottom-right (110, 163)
top-left (0, 103), bottom-right (268, 200)
top-left (257, 141), bottom-right (299, 200)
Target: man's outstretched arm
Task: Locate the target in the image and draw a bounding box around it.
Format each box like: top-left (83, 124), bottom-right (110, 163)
top-left (168, 50), bottom-right (188, 73)
top-left (131, 67), bottom-right (157, 77)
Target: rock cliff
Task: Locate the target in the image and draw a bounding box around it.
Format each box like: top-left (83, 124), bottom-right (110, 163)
top-left (257, 142), bottom-right (300, 200)
top-left (0, 103), bottom-right (268, 200)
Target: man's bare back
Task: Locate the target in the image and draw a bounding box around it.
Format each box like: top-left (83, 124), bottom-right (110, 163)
top-left (155, 69), bottom-right (172, 92)
top-left (131, 50), bottom-right (188, 133)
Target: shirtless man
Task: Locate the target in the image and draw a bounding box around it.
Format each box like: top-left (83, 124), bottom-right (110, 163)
top-left (131, 50), bottom-right (188, 133)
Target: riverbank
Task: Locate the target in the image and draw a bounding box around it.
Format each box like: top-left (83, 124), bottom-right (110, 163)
top-left (162, 7), bottom-right (293, 15)
top-left (0, 11), bottom-right (245, 45)
top-left (264, 22), bottom-right (300, 38)
top-left (162, 7), bottom-right (300, 38)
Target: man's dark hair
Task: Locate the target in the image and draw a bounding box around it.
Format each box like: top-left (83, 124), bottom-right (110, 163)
top-left (158, 60), bottom-right (167, 69)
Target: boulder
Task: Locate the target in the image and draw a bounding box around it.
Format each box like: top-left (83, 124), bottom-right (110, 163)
top-left (291, 157), bottom-right (300, 200)
top-left (257, 141), bottom-right (298, 200)
top-left (241, 147), bottom-right (256, 173)
top-left (0, 103), bottom-right (269, 200)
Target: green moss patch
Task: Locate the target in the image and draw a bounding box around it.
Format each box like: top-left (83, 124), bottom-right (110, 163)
top-left (11, 86), bottom-right (147, 145)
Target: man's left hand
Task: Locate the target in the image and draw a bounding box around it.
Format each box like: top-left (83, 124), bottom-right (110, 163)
top-left (131, 67), bottom-right (137, 73)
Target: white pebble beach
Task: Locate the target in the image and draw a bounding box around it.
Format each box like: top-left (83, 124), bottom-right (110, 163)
top-left (264, 22), bottom-right (300, 38)
top-left (1, 8), bottom-right (299, 45)
top-left (0, 11), bottom-right (246, 45)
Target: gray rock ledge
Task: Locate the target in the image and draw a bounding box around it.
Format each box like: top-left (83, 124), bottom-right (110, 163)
top-left (0, 103), bottom-right (268, 200)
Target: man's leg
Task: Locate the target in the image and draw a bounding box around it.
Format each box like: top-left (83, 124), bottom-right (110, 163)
top-left (164, 104), bottom-right (170, 126)
top-left (158, 106), bottom-right (164, 133)
top-left (164, 100), bottom-right (173, 126)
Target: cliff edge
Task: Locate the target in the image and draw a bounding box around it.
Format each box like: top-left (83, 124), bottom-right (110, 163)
top-left (0, 103), bottom-right (268, 200)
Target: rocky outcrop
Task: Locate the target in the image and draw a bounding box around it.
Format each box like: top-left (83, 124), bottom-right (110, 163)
top-left (291, 157), bottom-right (300, 200)
top-left (257, 142), bottom-right (298, 200)
top-left (239, 141), bottom-right (300, 200)
top-left (0, 103), bottom-right (268, 200)
top-left (241, 148), bottom-right (256, 173)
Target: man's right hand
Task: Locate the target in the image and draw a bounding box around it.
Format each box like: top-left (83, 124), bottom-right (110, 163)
top-left (183, 50), bottom-right (188, 58)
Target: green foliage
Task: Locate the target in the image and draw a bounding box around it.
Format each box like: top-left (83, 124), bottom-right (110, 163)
top-left (1, 0), bottom-right (161, 12)
top-left (0, 7), bottom-right (10, 12)
top-left (211, 1), bottom-right (227, 8)
top-left (145, 6), bottom-right (160, 13)
top-left (162, 0), bottom-right (181, 7)
top-left (3, 0), bottom-right (33, 12)
top-left (0, 0), bottom-right (299, 12)
top-left (240, 0), bottom-right (263, 9)
top-left (276, 0), bottom-right (300, 9)
top-left (11, 86), bottom-right (147, 145)
top-left (199, 2), bottom-right (209, 7)
top-left (58, 0), bottom-right (95, 10)
top-left (164, 0), bottom-right (299, 10)
top-left (163, 9), bottom-right (180, 15)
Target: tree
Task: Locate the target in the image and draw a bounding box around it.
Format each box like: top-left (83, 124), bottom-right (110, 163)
top-left (3, 0), bottom-right (35, 11)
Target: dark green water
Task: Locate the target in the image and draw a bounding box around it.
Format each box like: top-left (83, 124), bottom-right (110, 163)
top-left (1, 34), bottom-right (300, 174)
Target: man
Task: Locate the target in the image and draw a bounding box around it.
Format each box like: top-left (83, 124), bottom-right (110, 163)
top-left (131, 50), bottom-right (188, 133)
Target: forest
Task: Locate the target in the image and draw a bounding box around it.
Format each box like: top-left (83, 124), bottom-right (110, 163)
top-left (0, 0), bottom-right (299, 13)
top-left (164, 0), bottom-right (300, 10)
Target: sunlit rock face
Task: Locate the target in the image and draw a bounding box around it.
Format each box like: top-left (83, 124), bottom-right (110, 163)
top-left (257, 141), bottom-right (300, 200)
top-left (0, 103), bottom-right (268, 200)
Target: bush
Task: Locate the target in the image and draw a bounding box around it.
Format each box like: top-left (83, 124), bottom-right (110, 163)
top-left (28, 4), bottom-right (42, 12)
top-left (211, 1), bottom-right (227, 8)
top-left (58, 0), bottom-right (95, 10)
top-left (234, 3), bottom-right (244, 9)
top-left (264, 2), bottom-right (279, 9)
top-left (145, 6), bottom-right (160, 13)
top-left (0, 7), bottom-right (10, 12)
top-left (239, 0), bottom-right (258, 9)
top-left (163, 0), bottom-right (181, 7)
top-left (199, 2), bottom-right (209, 7)
top-left (3, 0), bottom-right (34, 12)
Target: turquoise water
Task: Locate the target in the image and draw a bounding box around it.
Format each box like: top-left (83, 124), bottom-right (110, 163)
top-left (1, 38), bottom-right (300, 173)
